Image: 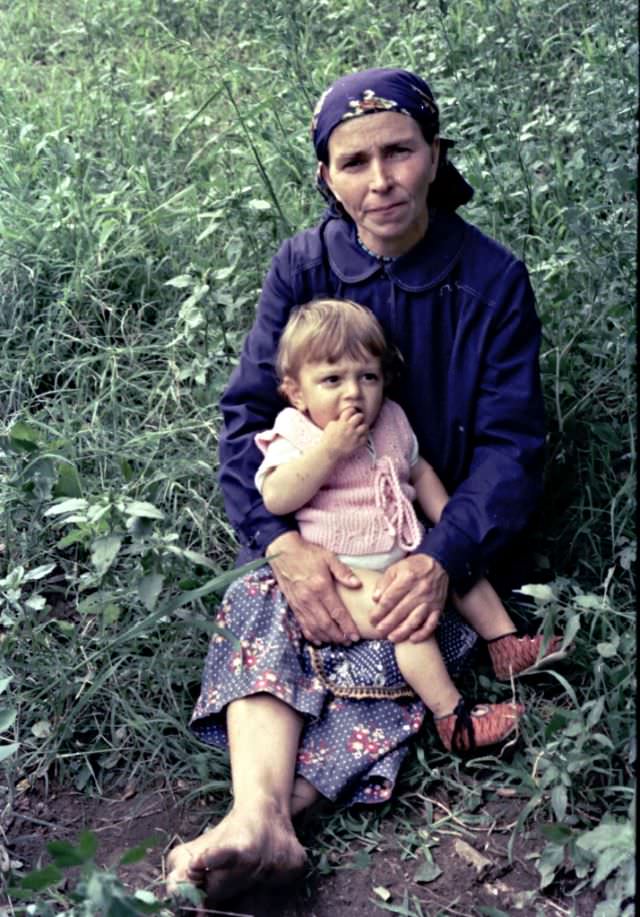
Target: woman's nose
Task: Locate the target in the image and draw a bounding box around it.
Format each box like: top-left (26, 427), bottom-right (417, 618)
top-left (368, 157), bottom-right (392, 191)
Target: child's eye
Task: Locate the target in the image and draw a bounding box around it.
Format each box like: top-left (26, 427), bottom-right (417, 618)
top-left (322, 375), bottom-right (340, 385)
top-left (362, 372), bottom-right (380, 383)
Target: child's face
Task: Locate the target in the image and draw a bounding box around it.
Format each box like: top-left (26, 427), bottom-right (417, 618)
top-left (284, 351), bottom-right (384, 431)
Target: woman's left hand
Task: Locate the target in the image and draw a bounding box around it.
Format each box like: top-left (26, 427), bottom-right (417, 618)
top-left (369, 554), bottom-right (449, 643)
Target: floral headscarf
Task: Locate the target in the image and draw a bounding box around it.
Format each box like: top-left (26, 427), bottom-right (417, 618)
top-left (311, 67), bottom-right (473, 213)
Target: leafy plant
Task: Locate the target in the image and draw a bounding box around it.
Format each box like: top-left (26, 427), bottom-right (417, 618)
top-left (538, 817), bottom-right (635, 916)
top-left (0, 563), bottom-right (57, 629)
top-left (0, 675), bottom-right (19, 764)
top-left (7, 831), bottom-right (180, 916)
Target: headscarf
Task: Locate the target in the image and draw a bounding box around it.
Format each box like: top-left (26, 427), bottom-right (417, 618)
top-left (311, 67), bottom-right (473, 213)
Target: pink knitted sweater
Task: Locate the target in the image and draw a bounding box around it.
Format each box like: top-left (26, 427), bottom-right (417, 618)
top-left (255, 399), bottom-right (424, 555)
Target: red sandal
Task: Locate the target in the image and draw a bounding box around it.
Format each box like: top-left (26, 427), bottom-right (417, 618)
top-left (435, 697), bottom-right (524, 753)
top-left (487, 633), bottom-right (567, 681)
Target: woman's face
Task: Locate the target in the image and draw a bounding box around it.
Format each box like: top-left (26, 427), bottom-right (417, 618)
top-left (321, 111), bottom-right (440, 257)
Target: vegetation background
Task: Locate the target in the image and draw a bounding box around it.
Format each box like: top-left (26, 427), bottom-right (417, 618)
top-left (0, 0), bottom-right (635, 913)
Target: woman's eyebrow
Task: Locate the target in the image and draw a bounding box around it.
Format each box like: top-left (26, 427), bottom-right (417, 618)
top-left (335, 136), bottom-right (416, 163)
top-left (334, 149), bottom-right (365, 163)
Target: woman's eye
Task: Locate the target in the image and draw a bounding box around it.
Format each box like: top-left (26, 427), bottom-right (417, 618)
top-left (342, 158), bottom-right (363, 170)
top-left (389, 146), bottom-right (409, 158)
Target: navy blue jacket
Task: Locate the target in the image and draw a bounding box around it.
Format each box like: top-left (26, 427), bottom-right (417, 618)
top-left (218, 209), bottom-right (545, 592)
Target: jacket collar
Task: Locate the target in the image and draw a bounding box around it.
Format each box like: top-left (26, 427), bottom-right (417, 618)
top-left (323, 209), bottom-right (467, 291)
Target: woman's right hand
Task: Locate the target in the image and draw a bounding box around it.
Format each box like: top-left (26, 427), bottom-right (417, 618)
top-left (266, 531), bottom-right (361, 645)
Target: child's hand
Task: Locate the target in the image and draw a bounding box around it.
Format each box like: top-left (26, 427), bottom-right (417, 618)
top-left (322, 407), bottom-right (369, 459)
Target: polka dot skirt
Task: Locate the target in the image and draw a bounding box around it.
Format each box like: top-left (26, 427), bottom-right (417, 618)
top-left (190, 567), bottom-right (477, 805)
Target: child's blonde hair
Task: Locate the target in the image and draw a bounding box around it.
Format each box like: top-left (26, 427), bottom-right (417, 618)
top-left (276, 298), bottom-right (397, 385)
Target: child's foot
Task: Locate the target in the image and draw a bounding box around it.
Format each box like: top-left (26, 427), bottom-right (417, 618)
top-left (435, 698), bottom-right (524, 753)
top-left (487, 633), bottom-right (566, 680)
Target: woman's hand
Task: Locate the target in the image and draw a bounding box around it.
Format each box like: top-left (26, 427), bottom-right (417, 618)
top-left (266, 531), bottom-right (361, 645)
top-left (369, 554), bottom-right (449, 643)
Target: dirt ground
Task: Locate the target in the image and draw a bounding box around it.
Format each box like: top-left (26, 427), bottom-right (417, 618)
top-left (2, 780), bottom-right (603, 916)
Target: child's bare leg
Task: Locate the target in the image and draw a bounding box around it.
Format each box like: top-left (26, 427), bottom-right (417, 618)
top-left (395, 637), bottom-right (461, 717)
top-left (336, 567), bottom-right (461, 714)
top-left (395, 639), bottom-right (523, 751)
top-left (452, 578), bottom-right (516, 641)
top-left (335, 567), bottom-right (389, 639)
top-left (337, 567), bottom-right (522, 750)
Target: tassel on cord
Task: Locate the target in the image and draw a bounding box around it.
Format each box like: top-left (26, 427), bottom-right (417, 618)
top-left (373, 456), bottom-right (422, 552)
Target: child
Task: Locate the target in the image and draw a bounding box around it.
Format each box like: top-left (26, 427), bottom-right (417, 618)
top-left (255, 298), bottom-right (563, 752)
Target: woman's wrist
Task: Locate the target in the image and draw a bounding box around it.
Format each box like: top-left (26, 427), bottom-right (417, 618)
top-left (266, 530), bottom-right (304, 557)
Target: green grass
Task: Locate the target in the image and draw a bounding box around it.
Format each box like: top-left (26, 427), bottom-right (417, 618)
top-left (0, 0), bottom-right (635, 912)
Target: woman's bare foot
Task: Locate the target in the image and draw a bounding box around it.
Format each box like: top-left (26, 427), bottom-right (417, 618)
top-left (291, 776), bottom-right (319, 816)
top-left (165, 801), bottom-right (307, 903)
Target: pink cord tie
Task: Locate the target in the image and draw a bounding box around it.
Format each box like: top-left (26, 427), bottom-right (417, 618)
top-left (373, 456), bottom-right (421, 552)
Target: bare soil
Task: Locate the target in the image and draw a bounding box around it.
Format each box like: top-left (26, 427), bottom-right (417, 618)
top-left (4, 781), bottom-right (601, 916)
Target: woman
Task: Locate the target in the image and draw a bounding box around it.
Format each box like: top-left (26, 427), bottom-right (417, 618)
top-left (166, 67), bottom-right (545, 903)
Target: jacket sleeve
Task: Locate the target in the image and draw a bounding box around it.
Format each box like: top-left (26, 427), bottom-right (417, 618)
top-left (419, 262), bottom-right (546, 592)
top-left (218, 243), bottom-right (300, 553)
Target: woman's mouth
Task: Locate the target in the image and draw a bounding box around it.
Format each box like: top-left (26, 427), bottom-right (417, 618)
top-left (368, 202), bottom-right (406, 217)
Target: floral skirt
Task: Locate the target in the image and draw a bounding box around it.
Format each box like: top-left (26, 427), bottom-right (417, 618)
top-left (190, 566), bottom-right (477, 805)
